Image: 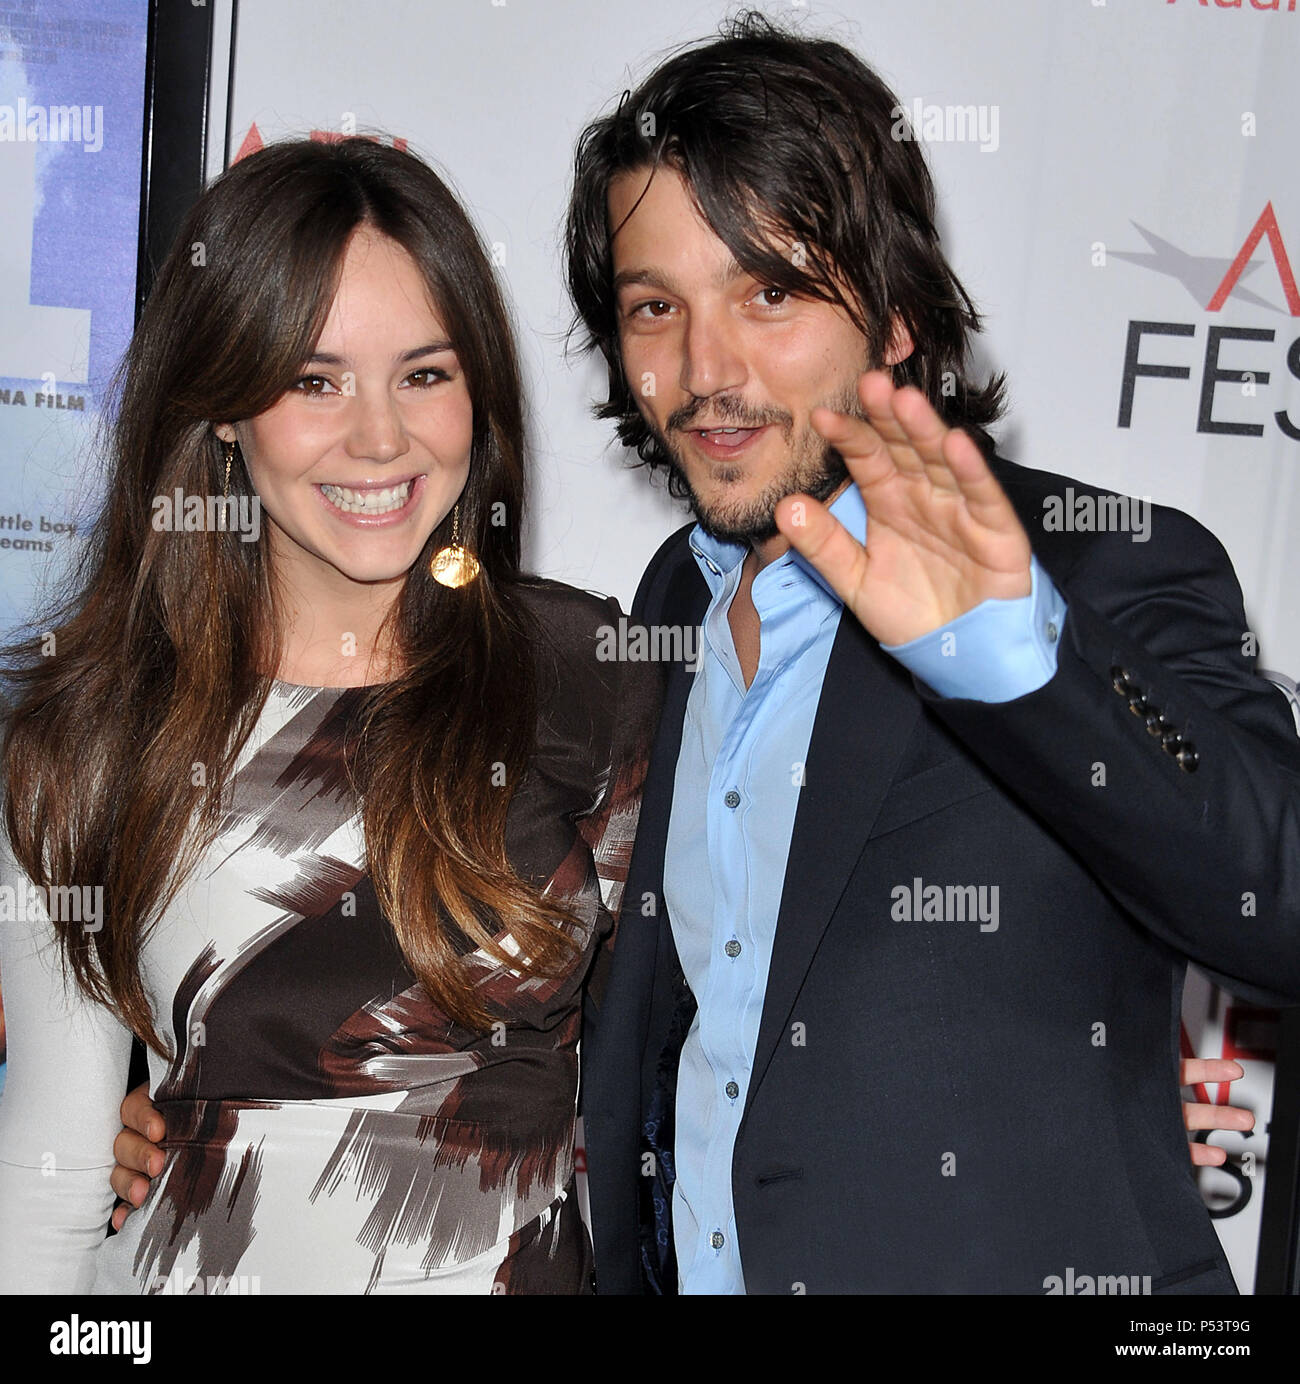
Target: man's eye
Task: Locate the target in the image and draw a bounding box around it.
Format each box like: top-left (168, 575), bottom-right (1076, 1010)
top-left (755, 287), bottom-right (788, 307)
top-left (631, 300), bottom-right (672, 319)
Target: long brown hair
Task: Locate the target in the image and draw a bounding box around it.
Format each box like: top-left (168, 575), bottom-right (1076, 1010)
top-left (2, 137), bottom-right (575, 1050)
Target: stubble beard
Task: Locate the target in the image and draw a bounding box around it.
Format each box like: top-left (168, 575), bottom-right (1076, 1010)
top-left (650, 383), bottom-right (863, 545)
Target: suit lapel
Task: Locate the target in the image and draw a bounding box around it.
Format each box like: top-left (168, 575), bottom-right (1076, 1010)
top-left (628, 557), bottom-right (710, 1102)
top-left (746, 609), bottom-right (923, 1103)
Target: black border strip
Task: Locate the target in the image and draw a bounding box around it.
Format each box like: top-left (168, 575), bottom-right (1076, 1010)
top-left (1257, 1006), bottom-right (1300, 1293)
top-left (135, 0), bottom-right (221, 317)
top-left (122, 0), bottom-right (225, 1104)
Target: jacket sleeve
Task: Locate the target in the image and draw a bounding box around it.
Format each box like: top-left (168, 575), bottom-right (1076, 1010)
top-left (912, 504), bottom-right (1300, 1004)
top-left (0, 836), bottom-right (132, 1292)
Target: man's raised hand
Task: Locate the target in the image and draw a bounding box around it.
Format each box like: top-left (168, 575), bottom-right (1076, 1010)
top-left (775, 371), bottom-right (1032, 648)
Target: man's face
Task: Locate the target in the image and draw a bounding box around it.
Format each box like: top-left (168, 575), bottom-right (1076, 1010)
top-left (608, 166), bottom-right (908, 544)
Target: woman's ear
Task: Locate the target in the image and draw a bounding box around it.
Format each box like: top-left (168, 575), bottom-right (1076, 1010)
top-left (213, 423), bottom-right (237, 444)
top-left (883, 314), bottom-right (914, 367)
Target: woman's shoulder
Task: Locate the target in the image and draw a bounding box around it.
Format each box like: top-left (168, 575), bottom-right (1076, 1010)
top-left (508, 576), bottom-right (662, 734)
top-left (511, 576), bottom-right (623, 632)
top-left (510, 577), bottom-right (626, 669)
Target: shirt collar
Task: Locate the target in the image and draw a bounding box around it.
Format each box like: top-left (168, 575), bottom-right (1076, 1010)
top-left (688, 481), bottom-right (866, 606)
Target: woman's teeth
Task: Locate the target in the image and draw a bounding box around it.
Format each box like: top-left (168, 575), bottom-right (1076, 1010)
top-left (320, 480), bottom-right (413, 514)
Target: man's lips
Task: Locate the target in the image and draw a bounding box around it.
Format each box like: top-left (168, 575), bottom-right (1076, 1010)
top-left (686, 424), bottom-right (770, 459)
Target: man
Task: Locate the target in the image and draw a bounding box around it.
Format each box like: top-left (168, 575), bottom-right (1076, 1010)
top-left (564, 14), bottom-right (1300, 1293)
top-left (110, 14), bottom-right (1289, 1294)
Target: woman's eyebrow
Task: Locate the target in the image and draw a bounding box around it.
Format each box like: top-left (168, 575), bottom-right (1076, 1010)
top-left (305, 341), bottom-right (455, 367)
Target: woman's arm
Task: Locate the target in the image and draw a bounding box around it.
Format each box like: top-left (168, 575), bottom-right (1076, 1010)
top-left (0, 838), bottom-right (134, 1292)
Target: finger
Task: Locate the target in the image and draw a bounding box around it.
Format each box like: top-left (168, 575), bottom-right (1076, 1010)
top-left (109, 1170), bottom-right (150, 1209)
top-left (1182, 1102), bottom-right (1254, 1133)
top-left (121, 1081), bottom-right (163, 1142)
top-left (859, 377), bottom-right (1019, 532)
top-left (109, 1166), bottom-right (152, 1206)
top-left (931, 420), bottom-right (1022, 534)
top-left (1180, 1058), bottom-right (1244, 1086)
top-left (111, 1202), bottom-right (131, 1232)
top-left (809, 405), bottom-right (898, 492)
top-left (113, 1127), bottom-right (166, 1177)
top-left (855, 371), bottom-right (933, 481)
top-left (1190, 1143), bottom-right (1228, 1168)
top-left (774, 490), bottom-right (868, 608)
top-left (864, 375), bottom-right (962, 489)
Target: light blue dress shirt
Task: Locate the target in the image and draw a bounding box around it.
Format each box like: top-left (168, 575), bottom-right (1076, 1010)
top-left (663, 480), bottom-right (1068, 1294)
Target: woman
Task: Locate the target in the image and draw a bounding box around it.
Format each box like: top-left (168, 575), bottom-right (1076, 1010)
top-left (0, 137), bottom-right (660, 1293)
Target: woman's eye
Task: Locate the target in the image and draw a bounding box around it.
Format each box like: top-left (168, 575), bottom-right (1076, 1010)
top-left (292, 375), bottom-right (334, 396)
top-left (755, 287), bottom-right (788, 307)
top-left (405, 367), bottom-right (449, 387)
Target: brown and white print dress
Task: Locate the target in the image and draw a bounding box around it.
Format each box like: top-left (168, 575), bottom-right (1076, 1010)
top-left (0, 582), bottom-right (661, 1294)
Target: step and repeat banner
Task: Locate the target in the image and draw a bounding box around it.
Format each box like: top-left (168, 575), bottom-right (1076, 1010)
top-left (0, 0), bottom-right (149, 1087)
top-left (217, 0), bottom-right (1298, 1292)
top-left (0, 0), bottom-right (1295, 1293)
top-left (0, 0), bottom-right (146, 633)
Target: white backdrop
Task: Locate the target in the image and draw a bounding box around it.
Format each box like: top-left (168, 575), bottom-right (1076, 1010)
top-left (216, 0), bottom-right (1299, 1291)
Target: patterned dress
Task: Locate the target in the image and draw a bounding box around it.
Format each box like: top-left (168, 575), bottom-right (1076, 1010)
top-left (0, 582), bottom-right (661, 1293)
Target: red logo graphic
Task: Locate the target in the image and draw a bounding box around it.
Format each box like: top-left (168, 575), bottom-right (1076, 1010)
top-left (233, 122), bottom-right (408, 165)
top-left (1208, 203), bottom-right (1300, 315)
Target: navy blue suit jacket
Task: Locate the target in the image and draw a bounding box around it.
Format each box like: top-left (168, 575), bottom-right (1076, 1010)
top-left (581, 456), bottom-right (1300, 1294)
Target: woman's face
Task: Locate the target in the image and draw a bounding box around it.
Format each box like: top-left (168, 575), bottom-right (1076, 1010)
top-left (216, 226), bottom-right (473, 591)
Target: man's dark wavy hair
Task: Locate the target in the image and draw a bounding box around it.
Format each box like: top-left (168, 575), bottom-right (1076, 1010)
top-left (564, 10), bottom-right (1006, 496)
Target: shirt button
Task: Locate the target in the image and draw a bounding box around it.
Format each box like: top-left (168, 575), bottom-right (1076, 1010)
top-left (723, 789), bottom-right (741, 809)
top-left (724, 939), bottom-right (742, 958)
top-left (725, 1080), bottom-right (740, 1100)
top-left (710, 1230), bottom-right (725, 1250)
top-left (1046, 621), bottom-right (1058, 643)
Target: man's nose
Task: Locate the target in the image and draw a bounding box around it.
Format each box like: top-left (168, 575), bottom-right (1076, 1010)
top-left (680, 308), bottom-right (746, 402)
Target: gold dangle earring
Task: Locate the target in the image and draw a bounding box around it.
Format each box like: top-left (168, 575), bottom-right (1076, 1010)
top-left (429, 503), bottom-right (481, 588)
top-left (219, 438), bottom-right (234, 531)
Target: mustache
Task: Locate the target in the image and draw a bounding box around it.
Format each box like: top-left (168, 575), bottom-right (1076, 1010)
top-left (666, 396), bottom-right (793, 434)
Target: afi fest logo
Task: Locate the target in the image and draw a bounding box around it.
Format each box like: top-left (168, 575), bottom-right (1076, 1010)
top-left (1114, 203), bottom-right (1300, 440)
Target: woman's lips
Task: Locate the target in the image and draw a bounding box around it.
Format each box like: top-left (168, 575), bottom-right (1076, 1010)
top-left (315, 473), bottom-right (426, 527)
